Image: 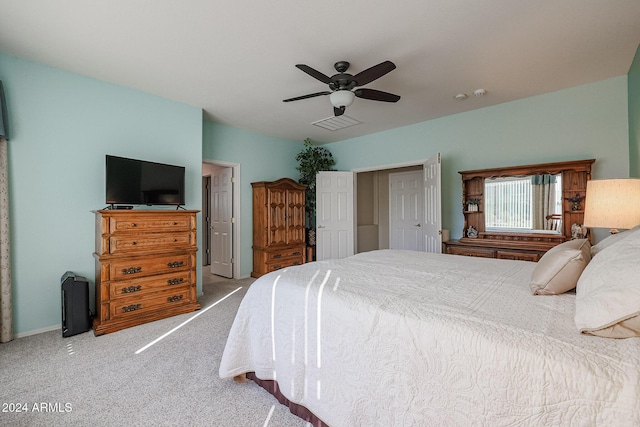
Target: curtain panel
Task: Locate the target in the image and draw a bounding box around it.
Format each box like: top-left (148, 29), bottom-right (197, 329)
top-left (0, 137), bottom-right (12, 342)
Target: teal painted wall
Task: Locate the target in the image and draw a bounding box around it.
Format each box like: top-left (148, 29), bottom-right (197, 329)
top-left (629, 44), bottom-right (640, 177)
top-left (202, 122), bottom-right (301, 277)
top-left (325, 77), bottom-right (630, 240)
top-left (0, 53), bottom-right (203, 336)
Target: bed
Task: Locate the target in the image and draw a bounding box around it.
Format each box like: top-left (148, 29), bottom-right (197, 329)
top-left (219, 236), bottom-right (640, 426)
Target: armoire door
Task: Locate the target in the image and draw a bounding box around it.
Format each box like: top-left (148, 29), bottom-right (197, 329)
top-left (286, 188), bottom-right (306, 245)
top-left (267, 187), bottom-right (288, 246)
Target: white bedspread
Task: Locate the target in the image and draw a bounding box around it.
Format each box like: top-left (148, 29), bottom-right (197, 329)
top-left (219, 250), bottom-right (640, 426)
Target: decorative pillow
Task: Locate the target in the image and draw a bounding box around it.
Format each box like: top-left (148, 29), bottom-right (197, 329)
top-left (575, 228), bottom-right (640, 338)
top-left (529, 239), bottom-right (591, 295)
top-left (590, 224), bottom-right (640, 257)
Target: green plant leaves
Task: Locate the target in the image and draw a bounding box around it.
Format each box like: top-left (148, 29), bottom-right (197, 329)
top-left (296, 138), bottom-right (336, 229)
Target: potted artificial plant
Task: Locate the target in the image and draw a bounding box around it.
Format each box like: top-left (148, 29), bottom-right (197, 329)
top-left (295, 138), bottom-right (336, 253)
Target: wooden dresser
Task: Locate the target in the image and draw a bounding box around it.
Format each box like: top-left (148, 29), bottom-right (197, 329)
top-left (93, 210), bottom-right (200, 335)
top-left (251, 178), bottom-right (306, 278)
top-left (443, 159), bottom-right (594, 261)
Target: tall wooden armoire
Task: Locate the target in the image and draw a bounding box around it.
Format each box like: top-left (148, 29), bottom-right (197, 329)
top-left (251, 178), bottom-right (306, 277)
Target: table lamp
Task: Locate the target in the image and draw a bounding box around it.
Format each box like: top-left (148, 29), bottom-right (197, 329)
top-left (583, 178), bottom-right (640, 234)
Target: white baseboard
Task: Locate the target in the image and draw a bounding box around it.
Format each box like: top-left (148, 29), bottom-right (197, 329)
top-left (14, 324), bottom-right (60, 339)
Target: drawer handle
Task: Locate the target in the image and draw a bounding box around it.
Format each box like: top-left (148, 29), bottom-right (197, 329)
top-left (122, 304), bottom-right (142, 313)
top-left (122, 267), bottom-right (142, 275)
top-left (122, 285), bottom-right (142, 294)
top-left (293, 262), bottom-right (300, 265)
top-left (292, 251), bottom-right (301, 256)
top-left (167, 295), bottom-right (183, 303)
top-left (131, 223), bottom-right (137, 227)
top-left (167, 278), bottom-right (184, 285)
top-left (173, 222), bottom-right (178, 225)
top-left (167, 261), bottom-right (184, 268)
top-left (131, 241), bottom-right (137, 245)
top-left (273, 265), bottom-right (282, 270)
top-left (273, 254), bottom-right (282, 259)
top-left (173, 239), bottom-right (178, 242)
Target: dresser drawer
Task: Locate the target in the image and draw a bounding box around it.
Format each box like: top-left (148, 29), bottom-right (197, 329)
top-left (496, 250), bottom-right (540, 262)
top-left (446, 246), bottom-right (495, 258)
top-left (108, 232), bottom-right (193, 254)
top-left (110, 270), bottom-right (193, 299)
top-left (108, 253), bottom-right (191, 281)
top-left (109, 287), bottom-right (192, 320)
top-left (267, 247), bottom-right (304, 261)
top-left (267, 256), bottom-right (304, 273)
top-left (109, 214), bottom-right (192, 233)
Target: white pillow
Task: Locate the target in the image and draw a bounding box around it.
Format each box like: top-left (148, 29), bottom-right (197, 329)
top-left (529, 239), bottom-right (591, 295)
top-left (590, 224), bottom-right (640, 257)
top-left (575, 227), bottom-right (640, 338)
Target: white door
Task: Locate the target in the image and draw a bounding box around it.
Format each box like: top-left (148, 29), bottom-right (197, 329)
top-left (389, 170), bottom-right (424, 251)
top-left (423, 153), bottom-right (442, 253)
top-left (210, 167), bottom-right (233, 277)
top-left (316, 171), bottom-right (355, 261)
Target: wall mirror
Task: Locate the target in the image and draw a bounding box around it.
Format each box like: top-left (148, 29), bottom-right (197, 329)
top-left (484, 173), bottom-right (562, 234)
top-left (459, 159), bottom-right (595, 247)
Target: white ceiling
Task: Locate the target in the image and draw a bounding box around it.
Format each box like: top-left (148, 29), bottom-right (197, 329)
top-left (1, 0), bottom-right (639, 144)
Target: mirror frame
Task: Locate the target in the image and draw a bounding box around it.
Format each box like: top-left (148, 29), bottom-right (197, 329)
top-left (458, 159), bottom-right (595, 249)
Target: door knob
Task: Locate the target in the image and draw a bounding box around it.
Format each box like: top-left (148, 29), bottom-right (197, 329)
top-left (415, 224), bottom-right (422, 227)
top-left (317, 225), bottom-right (325, 229)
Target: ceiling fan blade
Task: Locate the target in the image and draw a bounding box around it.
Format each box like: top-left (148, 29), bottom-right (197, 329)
top-left (352, 61), bottom-right (396, 86)
top-left (334, 106), bottom-right (345, 116)
top-left (283, 91), bottom-right (331, 102)
top-left (295, 64), bottom-right (333, 84)
top-left (354, 88), bottom-right (400, 102)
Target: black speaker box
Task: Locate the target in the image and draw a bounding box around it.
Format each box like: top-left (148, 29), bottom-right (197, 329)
top-left (61, 271), bottom-right (91, 337)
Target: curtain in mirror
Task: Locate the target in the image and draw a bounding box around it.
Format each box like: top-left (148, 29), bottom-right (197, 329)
top-left (532, 174), bottom-right (560, 230)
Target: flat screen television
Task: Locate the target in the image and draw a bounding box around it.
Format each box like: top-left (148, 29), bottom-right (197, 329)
top-left (105, 155), bottom-right (185, 207)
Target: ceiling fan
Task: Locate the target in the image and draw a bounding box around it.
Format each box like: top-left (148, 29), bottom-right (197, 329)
top-left (283, 60), bottom-right (401, 117)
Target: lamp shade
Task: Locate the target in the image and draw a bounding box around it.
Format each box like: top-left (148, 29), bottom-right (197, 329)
top-left (329, 90), bottom-right (355, 108)
top-left (583, 179), bottom-right (640, 230)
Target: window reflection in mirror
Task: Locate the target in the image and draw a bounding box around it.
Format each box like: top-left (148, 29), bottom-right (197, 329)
top-left (485, 174), bottom-right (562, 233)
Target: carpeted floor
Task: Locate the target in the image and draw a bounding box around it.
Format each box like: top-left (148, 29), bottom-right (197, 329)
top-left (0, 273), bottom-right (309, 427)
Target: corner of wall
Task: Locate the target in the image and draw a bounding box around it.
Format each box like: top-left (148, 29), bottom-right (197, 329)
top-left (628, 43), bottom-right (640, 177)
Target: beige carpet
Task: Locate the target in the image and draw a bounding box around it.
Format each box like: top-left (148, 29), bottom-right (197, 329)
top-left (0, 272), bottom-right (308, 427)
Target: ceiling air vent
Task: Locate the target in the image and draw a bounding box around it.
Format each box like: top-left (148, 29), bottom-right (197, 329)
top-left (311, 115), bottom-right (361, 131)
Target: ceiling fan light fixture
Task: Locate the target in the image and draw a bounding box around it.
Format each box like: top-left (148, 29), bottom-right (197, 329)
top-left (330, 90), bottom-right (355, 108)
